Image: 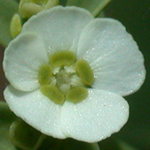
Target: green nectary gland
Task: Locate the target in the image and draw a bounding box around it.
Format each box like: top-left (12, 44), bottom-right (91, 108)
top-left (38, 51), bottom-right (94, 105)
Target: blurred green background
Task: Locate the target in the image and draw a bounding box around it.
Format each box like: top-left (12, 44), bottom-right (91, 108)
top-left (104, 0), bottom-right (150, 149)
top-left (0, 0), bottom-right (150, 149)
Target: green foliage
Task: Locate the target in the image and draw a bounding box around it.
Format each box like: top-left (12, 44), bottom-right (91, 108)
top-left (9, 120), bottom-right (41, 150)
top-left (0, 101), bottom-right (18, 150)
top-left (0, 0), bottom-right (18, 47)
top-left (67, 0), bottom-right (111, 16)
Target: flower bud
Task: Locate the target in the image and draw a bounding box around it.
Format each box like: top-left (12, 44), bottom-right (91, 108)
top-left (10, 13), bottom-right (22, 39)
top-left (19, 0), bottom-right (59, 18)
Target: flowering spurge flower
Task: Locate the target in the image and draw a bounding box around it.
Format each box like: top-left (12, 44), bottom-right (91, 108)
top-left (3, 6), bottom-right (145, 143)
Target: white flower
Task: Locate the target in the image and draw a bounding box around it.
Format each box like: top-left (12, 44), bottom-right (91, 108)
top-left (3, 6), bottom-right (145, 143)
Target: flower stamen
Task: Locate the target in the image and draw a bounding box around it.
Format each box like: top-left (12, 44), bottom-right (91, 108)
top-left (75, 59), bottom-right (94, 85)
top-left (40, 85), bottom-right (65, 105)
top-left (38, 64), bottom-right (52, 85)
top-left (66, 87), bottom-right (88, 104)
top-left (49, 51), bottom-right (76, 67)
top-left (38, 51), bottom-right (94, 105)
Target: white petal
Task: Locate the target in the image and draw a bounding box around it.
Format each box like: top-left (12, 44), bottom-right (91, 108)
top-left (61, 89), bottom-right (129, 143)
top-left (4, 85), bottom-right (66, 139)
top-left (22, 6), bottom-right (94, 55)
top-left (77, 18), bottom-right (145, 96)
top-left (3, 32), bottom-right (49, 91)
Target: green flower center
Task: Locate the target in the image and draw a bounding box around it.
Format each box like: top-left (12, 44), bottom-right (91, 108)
top-left (38, 51), bottom-right (94, 105)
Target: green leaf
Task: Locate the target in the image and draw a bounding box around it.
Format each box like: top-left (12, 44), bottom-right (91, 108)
top-left (9, 120), bottom-right (41, 150)
top-left (0, 101), bottom-right (18, 150)
top-left (0, 0), bottom-right (18, 47)
top-left (67, 0), bottom-right (111, 16)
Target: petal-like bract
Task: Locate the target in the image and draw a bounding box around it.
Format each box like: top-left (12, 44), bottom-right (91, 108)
top-left (22, 6), bottom-right (94, 55)
top-left (3, 33), bottom-right (48, 91)
top-left (61, 89), bottom-right (129, 142)
top-left (77, 18), bottom-right (145, 96)
top-left (4, 85), bottom-right (65, 139)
